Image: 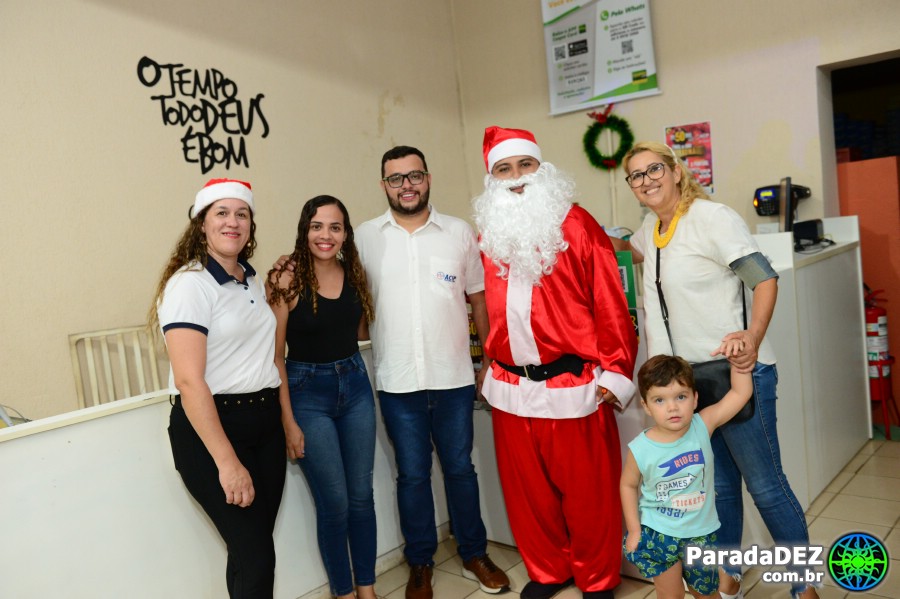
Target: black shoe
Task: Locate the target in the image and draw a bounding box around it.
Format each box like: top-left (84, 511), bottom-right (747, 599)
top-left (582, 591), bottom-right (614, 599)
top-left (520, 577), bottom-right (575, 599)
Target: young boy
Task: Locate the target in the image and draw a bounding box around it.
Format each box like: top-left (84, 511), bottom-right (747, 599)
top-left (621, 353), bottom-right (752, 599)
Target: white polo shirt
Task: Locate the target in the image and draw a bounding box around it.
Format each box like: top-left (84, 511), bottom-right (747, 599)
top-left (356, 207), bottom-right (484, 393)
top-left (631, 199), bottom-right (776, 365)
top-left (157, 257), bottom-right (281, 395)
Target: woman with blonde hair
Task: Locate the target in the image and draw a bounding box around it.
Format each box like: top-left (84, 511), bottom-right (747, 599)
top-left (151, 178), bottom-right (285, 599)
top-left (623, 142), bottom-right (818, 599)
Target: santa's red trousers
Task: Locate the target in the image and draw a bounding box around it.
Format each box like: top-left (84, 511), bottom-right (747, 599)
top-left (491, 404), bottom-right (622, 592)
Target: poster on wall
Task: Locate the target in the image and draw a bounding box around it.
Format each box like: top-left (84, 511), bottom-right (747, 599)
top-left (542, 0), bottom-right (660, 116)
top-left (665, 121), bottom-right (714, 194)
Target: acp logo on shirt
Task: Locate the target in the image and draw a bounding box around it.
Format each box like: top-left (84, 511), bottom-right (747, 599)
top-left (435, 271), bottom-right (457, 283)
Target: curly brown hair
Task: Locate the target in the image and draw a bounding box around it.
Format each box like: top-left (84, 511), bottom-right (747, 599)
top-left (267, 195), bottom-right (373, 322)
top-left (147, 204), bottom-right (258, 333)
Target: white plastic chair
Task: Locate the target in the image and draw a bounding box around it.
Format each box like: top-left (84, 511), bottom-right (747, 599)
top-left (68, 326), bottom-right (169, 409)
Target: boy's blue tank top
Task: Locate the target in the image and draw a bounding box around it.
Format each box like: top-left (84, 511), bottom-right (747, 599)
top-left (628, 413), bottom-right (719, 537)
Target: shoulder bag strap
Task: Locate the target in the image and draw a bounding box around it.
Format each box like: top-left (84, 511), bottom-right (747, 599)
top-left (655, 246), bottom-right (676, 354)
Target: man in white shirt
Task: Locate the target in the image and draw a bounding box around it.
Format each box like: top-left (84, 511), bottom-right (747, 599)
top-left (355, 146), bottom-right (510, 599)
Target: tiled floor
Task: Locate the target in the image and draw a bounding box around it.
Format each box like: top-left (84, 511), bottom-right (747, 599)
top-left (373, 440), bottom-right (900, 599)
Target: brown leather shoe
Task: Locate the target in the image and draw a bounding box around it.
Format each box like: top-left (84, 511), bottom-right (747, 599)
top-left (405, 564), bottom-right (434, 599)
top-left (462, 554), bottom-right (511, 594)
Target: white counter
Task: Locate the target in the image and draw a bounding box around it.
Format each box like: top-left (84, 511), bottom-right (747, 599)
top-left (739, 216), bottom-right (870, 545)
top-left (0, 346), bottom-right (441, 599)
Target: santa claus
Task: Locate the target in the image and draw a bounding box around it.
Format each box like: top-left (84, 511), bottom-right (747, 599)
top-left (473, 126), bottom-right (638, 599)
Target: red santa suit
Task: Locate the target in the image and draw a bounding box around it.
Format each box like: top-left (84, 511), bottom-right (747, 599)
top-left (481, 205), bottom-right (638, 592)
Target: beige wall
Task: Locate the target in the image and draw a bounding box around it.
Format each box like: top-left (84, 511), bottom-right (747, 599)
top-left (455, 0), bottom-right (900, 232)
top-left (3, 0), bottom-right (470, 419)
top-left (4, 0), bottom-right (900, 420)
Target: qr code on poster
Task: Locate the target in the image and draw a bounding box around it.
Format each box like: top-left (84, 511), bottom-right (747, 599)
top-left (554, 44), bottom-right (567, 61)
top-left (622, 40), bottom-right (634, 54)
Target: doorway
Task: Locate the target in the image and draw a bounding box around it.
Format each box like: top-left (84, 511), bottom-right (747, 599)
top-left (827, 53), bottom-right (900, 437)
top-left (832, 56), bottom-right (900, 163)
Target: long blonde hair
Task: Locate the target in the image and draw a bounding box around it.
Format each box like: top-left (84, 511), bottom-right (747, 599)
top-left (623, 141), bottom-right (709, 212)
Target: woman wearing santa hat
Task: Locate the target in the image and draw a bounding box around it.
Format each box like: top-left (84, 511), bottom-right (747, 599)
top-left (151, 178), bottom-right (286, 599)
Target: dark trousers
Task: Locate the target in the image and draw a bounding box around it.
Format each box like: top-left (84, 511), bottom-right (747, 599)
top-left (168, 391), bottom-right (286, 599)
top-left (378, 385), bottom-right (487, 566)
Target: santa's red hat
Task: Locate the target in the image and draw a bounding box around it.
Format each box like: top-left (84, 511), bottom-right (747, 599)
top-left (192, 178), bottom-right (254, 218)
top-left (483, 126), bottom-right (542, 173)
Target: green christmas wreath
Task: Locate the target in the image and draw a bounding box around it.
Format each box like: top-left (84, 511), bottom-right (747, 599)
top-left (583, 112), bottom-right (634, 171)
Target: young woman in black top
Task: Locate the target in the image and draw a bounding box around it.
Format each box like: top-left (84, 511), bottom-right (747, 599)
top-left (268, 195), bottom-right (376, 599)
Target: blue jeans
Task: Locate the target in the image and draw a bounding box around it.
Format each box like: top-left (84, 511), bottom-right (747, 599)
top-left (287, 352), bottom-right (376, 597)
top-left (712, 363), bottom-right (811, 596)
top-left (379, 386), bottom-right (487, 566)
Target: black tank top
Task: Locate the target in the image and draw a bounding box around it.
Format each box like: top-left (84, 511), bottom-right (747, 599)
top-left (285, 276), bottom-right (363, 363)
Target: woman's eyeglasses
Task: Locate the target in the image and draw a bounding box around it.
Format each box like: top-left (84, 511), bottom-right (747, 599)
top-left (625, 163), bottom-right (666, 188)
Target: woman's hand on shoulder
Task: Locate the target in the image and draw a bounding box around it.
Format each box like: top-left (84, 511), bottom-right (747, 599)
top-left (218, 459), bottom-right (256, 507)
top-left (266, 263), bottom-right (297, 308)
top-left (267, 264), bottom-right (294, 291)
top-left (273, 254), bottom-right (295, 273)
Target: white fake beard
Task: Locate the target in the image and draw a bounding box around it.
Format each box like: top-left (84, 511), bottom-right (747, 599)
top-left (473, 162), bottom-right (575, 285)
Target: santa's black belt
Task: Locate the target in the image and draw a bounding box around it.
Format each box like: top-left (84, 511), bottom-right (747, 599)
top-left (494, 355), bottom-right (585, 382)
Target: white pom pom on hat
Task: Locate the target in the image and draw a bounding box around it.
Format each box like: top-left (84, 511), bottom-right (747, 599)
top-left (191, 178), bottom-right (254, 218)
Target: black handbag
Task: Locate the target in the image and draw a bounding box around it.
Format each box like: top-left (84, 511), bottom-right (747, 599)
top-left (655, 247), bottom-right (755, 423)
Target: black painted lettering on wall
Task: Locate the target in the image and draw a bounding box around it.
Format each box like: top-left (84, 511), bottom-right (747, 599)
top-left (137, 56), bottom-right (270, 174)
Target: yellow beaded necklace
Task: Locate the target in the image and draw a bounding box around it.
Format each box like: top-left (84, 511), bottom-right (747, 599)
top-left (653, 206), bottom-right (684, 249)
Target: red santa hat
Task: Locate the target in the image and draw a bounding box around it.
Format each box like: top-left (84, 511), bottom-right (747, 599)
top-left (483, 126), bottom-right (542, 173)
top-left (191, 178), bottom-right (254, 218)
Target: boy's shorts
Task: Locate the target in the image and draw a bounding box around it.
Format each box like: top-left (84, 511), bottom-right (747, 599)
top-left (624, 525), bottom-right (719, 595)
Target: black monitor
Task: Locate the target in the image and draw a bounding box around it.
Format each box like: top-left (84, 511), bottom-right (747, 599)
top-left (779, 176), bottom-right (796, 233)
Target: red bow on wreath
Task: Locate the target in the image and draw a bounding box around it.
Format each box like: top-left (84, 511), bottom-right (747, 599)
top-left (587, 104), bottom-right (615, 124)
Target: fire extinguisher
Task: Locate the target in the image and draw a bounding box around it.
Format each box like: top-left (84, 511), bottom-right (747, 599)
top-left (865, 287), bottom-right (890, 401)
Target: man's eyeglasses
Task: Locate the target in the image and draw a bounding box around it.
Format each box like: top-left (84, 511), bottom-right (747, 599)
top-left (625, 162), bottom-right (666, 188)
top-left (383, 170), bottom-right (428, 188)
